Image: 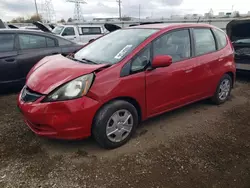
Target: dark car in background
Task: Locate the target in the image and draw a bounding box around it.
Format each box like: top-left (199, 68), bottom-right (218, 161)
top-left (227, 19), bottom-right (250, 71)
top-left (0, 29), bottom-right (81, 91)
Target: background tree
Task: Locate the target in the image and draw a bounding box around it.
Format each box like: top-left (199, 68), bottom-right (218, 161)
top-left (67, 18), bottom-right (73, 22)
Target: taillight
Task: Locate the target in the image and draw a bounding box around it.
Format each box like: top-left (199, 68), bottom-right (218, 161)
top-left (229, 40), bottom-right (235, 58)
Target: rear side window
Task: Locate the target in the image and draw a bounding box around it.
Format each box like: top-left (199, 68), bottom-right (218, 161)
top-left (62, 27), bottom-right (75, 36)
top-left (81, 27), bottom-right (102, 35)
top-left (153, 29), bottom-right (191, 62)
top-left (19, 34), bottom-right (46, 49)
top-left (58, 38), bottom-right (73, 46)
top-left (212, 28), bottom-right (227, 50)
top-left (193, 28), bottom-right (216, 56)
top-left (46, 37), bottom-right (56, 47)
top-left (0, 34), bottom-right (15, 52)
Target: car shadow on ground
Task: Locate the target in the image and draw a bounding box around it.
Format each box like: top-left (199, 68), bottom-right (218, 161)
top-left (236, 71), bottom-right (250, 82)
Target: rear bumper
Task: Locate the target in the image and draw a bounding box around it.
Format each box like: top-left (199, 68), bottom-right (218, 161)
top-left (17, 93), bottom-right (101, 140)
top-left (236, 63), bottom-right (250, 71)
top-left (235, 58), bottom-right (250, 71)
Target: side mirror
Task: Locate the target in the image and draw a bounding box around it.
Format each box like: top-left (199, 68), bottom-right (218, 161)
top-left (62, 32), bottom-right (68, 36)
top-left (152, 55), bottom-right (172, 69)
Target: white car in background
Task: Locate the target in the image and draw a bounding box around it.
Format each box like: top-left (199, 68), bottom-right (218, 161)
top-left (34, 21), bottom-right (106, 45)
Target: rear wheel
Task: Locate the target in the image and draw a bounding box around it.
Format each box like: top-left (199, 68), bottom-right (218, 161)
top-left (92, 100), bottom-right (138, 149)
top-left (212, 74), bottom-right (232, 104)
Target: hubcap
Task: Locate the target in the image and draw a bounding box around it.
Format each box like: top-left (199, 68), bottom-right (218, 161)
top-left (218, 79), bottom-right (231, 101)
top-left (106, 109), bottom-right (133, 143)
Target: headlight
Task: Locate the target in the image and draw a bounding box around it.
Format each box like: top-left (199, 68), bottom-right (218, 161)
top-left (43, 73), bottom-right (94, 102)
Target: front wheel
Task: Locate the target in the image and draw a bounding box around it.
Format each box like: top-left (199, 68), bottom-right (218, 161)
top-left (92, 100), bottom-right (138, 149)
top-left (212, 74), bottom-right (232, 105)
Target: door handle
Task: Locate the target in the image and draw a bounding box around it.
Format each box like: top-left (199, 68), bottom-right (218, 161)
top-left (218, 55), bottom-right (224, 62)
top-left (185, 69), bottom-right (193, 73)
top-left (4, 58), bottom-right (16, 62)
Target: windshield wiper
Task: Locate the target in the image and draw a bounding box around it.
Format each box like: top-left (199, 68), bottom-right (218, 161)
top-left (67, 56), bottom-right (90, 64)
top-left (81, 58), bottom-right (98, 65)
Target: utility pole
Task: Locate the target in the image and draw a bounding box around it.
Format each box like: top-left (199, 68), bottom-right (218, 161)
top-left (34, 0), bottom-right (39, 16)
top-left (139, 4), bottom-right (141, 22)
top-left (117, 0), bottom-right (122, 21)
top-left (66, 0), bottom-right (87, 22)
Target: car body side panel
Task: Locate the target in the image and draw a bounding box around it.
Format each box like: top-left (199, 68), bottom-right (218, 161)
top-left (17, 47), bottom-right (62, 80)
top-left (0, 51), bottom-right (20, 83)
top-left (208, 44), bottom-right (236, 94)
top-left (87, 68), bottom-right (147, 120)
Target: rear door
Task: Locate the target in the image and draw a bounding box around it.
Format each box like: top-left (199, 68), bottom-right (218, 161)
top-left (145, 29), bottom-right (201, 116)
top-left (0, 33), bottom-right (20, 84)
top-left (17, 33), bottom-right (61, 79)
top-left (192, 28), bottom-right (220, 96)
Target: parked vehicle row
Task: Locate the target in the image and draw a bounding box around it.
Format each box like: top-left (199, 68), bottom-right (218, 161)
top-left (17, 23), bottom-right (236, 149)
top-left (0, 29), bottom-right (82, 89)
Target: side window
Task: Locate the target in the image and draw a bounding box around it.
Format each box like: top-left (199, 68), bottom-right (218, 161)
top-left (153, 30), bottom-right (191, 62)
top-left (19, 34), bottom-right (46, 49)
top-left (131, 46), bottom-right (151, 72)
top-left (212, 28), bottom-right (227, 50)
top-left (193, 28), bottom-right (216, 56)
top-left (46, 37), bottom-right (56, 47)
top-left (58, 38), bottom-right (73, 46)
top-left (81, 27), bottom-right (102, 35)
top-left (0, 34), bottom-right (15, 52)
top-left (62, 27), bottom-right (75, 36)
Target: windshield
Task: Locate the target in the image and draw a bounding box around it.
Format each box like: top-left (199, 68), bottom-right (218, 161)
top-left (74, 29), bottom-right (158, 64)
top-left (233, 38), bottom-right (250, 44)
top-left (52, 26), bottom-right (64, 35)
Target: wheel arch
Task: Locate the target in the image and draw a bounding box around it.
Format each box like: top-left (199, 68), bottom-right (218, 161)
top-left (225, 71), bottom-right (235, 87)
top-left (92, 96), bottom-right (143, 129)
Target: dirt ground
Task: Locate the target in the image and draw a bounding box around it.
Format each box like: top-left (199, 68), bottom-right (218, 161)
top-left (1, 74), bottom-right (250, 188)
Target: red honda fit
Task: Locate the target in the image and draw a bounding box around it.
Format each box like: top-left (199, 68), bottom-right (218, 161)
top-left (18, 23), bottom-right (236, 149)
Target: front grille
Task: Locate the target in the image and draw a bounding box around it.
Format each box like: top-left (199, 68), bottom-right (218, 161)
top-left (21, 86), bottom-right (42, 103)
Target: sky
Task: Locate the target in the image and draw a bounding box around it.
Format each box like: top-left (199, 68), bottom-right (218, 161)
top-left (0, 0), bottom-right (250, 21)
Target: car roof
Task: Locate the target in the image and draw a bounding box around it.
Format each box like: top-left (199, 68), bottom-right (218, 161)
top-left (0, 28), bottom-right (57, 37)
top-left (0, 28), bottom-right (76, 42)
top-left (129, 23), bottom-right (213, 30)
top-left (60, 24), bottom-right (102, 27)
top-left (0, 28), bottom-right (43, 33)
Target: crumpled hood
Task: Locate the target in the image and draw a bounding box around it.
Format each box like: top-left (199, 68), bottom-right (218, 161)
top-left (26, 55), bottom-right (108, 94)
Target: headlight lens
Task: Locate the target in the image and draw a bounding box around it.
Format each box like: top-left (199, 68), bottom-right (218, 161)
top-left (43, 73), bottom-right (94, 102)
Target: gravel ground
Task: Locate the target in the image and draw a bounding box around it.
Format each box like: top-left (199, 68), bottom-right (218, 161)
top-left (1, 74), bottom-right (250, 188)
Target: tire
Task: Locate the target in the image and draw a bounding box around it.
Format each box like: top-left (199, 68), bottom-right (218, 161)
top-left (92, 100), bottom-right (138, 149)
top-left (212, 74), bottom-right (232, 105)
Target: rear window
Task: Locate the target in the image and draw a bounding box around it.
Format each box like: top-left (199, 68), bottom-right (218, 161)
top-left (193, 28), bottom-right (216, 56)
top-left (212, 28), bottom-right (227, 50)
top-left (81, 27), bottom-right (102, 35)
top-left (46, 37), bottom-right (56, 47)
top-left (0, 34), bottom-right (15, 52)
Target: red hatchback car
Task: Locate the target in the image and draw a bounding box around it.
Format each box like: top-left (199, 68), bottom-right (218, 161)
top-left (17, 23), bottom-right (236, 149)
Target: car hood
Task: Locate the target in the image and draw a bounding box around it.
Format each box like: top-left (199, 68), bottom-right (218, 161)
top-left (33, 21), bottom-right (52, 33)
top-left (26, 55), bottom-right (108, 94)
top-left (226, 19), bottom-right (250, 41)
